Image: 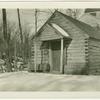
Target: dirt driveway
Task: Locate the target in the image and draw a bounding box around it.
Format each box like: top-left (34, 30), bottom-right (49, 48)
top-left (0, 71), bottom-right (99, 91)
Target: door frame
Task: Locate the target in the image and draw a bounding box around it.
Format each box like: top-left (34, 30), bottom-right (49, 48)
top-left (49, 38), bottom-right (64, 74)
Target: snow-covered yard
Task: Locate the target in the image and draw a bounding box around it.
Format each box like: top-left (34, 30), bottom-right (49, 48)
top-left (0, 71), bottom-right (100, 91)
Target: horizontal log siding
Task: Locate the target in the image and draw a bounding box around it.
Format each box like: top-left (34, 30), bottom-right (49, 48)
top-left (48, 12), bottom-right (89, 74)
top-left (30, 37), bottom-right (42, 71)
top-left (88, 38), bottom-right (100, 75)
top-left (31, 12), bottom-right (90, 74)
top-left (35, 37), bottom-right (42, 70)
top-left (42, 49), bottom-right (49, 64)
top-left (29, 39), bottom-right (35, 71)
top-left (64, 38), bottom-right (89, 74)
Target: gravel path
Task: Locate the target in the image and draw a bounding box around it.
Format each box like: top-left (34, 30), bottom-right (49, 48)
top-left (0, 71), bottom-right (99, 91)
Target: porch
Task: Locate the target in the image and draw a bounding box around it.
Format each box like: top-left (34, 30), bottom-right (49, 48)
top-left (33, 23), bottom-right (72, 74)
top-left (34, 38), bottom-right (71, 74)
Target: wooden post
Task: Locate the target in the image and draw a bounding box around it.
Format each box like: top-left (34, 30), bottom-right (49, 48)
top-left (14, 35), bottom-right (17, 62)
top-left (35, 9), bottom-right (37, 35)
top-left (34, 9), bottom-right (38, 72)
top-left (34, 41), bottom-right (37, 72)
top-left (60, 38), bottom-right (64, 74)
top-left (17, 9), bottom-right (23, 58)
top-left (49, 41), bottom-right (52, 72)
top-left (2, 9), bottom-right (7, 41)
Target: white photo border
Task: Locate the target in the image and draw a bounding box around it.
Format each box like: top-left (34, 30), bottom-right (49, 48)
top-left (0, 1), bottom-right (100, 98)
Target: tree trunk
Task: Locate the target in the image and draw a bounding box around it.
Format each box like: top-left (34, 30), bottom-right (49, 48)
top-left (17, 8), bottom-right (24, 59)
top-left (2, 9), bottom-right (12, 72)
top-left (2, 9), bottom-right (7, 41)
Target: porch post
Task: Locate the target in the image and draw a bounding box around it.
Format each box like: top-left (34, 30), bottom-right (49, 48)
top-left (49, 41), bottom-right (52, 72)
top-left (60, 38), bottom-right (64, 74)
top-left (34, 41), bottom-right (37, 72)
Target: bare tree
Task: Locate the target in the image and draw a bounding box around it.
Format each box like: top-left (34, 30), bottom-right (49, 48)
top-left (2, 9), bottom-right (13, 72)
top-left (2, 9), bottom-right (7, 41)
top-left (17, 8), bottom-right (24, 59)
top-left (66, 9), bottom-right (82, 19)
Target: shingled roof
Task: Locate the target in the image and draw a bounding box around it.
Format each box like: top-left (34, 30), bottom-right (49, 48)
top-left (58, 11), bottom-right (100, 40)
top-left (34, 11), bottom-right (100, 40)
top-left (85, 8), bottom-right (100, 13)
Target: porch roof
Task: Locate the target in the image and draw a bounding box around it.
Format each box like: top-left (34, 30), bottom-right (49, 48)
top-left (51, 23), bottom-right (70, 38)
top-left (40, 23), bottom-right (72, 41)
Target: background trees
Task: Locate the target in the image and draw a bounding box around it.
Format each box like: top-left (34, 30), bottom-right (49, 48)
top-left (0, 9), bottom-right (84, 71)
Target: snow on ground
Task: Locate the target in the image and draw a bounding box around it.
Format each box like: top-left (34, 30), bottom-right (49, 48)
top-left (0, 71), bottom-right (100, 91)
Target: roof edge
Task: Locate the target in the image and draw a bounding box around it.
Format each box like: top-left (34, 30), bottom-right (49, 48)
top-left (31, 10), bottom-right (58, 40)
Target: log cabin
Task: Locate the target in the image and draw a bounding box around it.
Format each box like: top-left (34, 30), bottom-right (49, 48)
top-left (29, 10), bottom-right (100, 75)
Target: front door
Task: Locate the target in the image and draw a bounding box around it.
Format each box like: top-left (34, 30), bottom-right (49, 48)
top-left (51, 40), bottom-right (61, 73)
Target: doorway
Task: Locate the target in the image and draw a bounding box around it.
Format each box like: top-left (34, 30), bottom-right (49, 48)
top-left (51, 40), bottom-right (61, 73)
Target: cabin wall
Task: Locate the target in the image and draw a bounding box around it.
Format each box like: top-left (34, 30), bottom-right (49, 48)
top-left (48, 12), bottom-right (89, 74)
top-left (29, 38), bottom-right (35, 71)
top-left (35, 37), bottom-right (42, 70)
top-left (88, 38), bottom-right (100, 75)
top-left (42, 48), bottom-right (49, 64)
top-left (29, 37), bottom-right (42, 71)
top-left (30, 12), bottom-right (90, 74)
top-left (64, 37), bottom-right (89, 75)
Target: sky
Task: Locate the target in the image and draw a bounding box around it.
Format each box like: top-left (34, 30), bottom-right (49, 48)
top-left (0, 9), bottom-right (53, 37)
top-left (0, 9), bottom-right (85, 38)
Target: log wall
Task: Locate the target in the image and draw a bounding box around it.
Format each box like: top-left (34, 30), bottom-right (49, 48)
top-left (48, 12), bottom-right (89, 74)
top-left (29, 39), bottom-right (35, 71)
top-left (30, 12), bottom-right (90, 74)
top-left (29, 37), bottom-right (42, 71)
top-left (88, 38), bottom-right (100, 75)
top-left (64, 37), bottom-right (89, 75)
